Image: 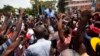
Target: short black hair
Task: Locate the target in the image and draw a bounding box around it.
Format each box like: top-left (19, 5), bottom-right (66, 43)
top-left (96, 42), bottom-right (100, 56)
top-left (94, 21), bottom-right (100, 28)
top-left (0, 35), bottom-right (7, 45)
top-left (81, 10), bottom-right (92, 19)
top-left (63, 26), bottom-right (70, 37)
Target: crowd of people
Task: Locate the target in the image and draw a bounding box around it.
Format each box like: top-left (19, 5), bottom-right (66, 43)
top-left (0, 8), bottom-right (100, 56)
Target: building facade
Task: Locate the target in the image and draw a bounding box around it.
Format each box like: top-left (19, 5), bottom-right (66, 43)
top-left (65, 0), bottom-right (92, 12)
top-left (96, 0), bottom-right (100, 9)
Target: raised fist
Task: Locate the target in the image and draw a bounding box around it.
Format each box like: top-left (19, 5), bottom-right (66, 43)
top-left (19, 8), bottom-right (25, 15)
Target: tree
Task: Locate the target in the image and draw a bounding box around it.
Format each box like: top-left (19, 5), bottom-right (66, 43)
top-left (58, 0), bottom-right (66, 13)
top-left (32, 4), bottom-right (39, 15)
top-left (2, 5), bottom-right (15, 13)
top-left (39, 1), bottom-right (54, 15)
top-left (25, 8), bottom-right (34, 15)
top-left (32, 0), bottom-right (54, 15)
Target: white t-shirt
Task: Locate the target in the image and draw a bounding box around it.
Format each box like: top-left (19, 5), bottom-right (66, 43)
top-left (25, 38), bottom-right (51, 56)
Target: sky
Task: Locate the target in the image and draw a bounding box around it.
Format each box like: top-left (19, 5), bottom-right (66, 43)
top-left (0, 0), bottom-right (32, 9)
top-left (0, 0), bottom-right (59, 9)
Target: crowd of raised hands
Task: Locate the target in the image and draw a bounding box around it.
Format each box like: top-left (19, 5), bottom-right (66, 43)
top-left (0, 9), bottom-right (100, 56)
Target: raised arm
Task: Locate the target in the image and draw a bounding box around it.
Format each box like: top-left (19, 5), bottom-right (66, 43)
top-left (10, 9), bottom-right (24, 42)
top-left (73, 10), bottom-right (92, 54)
top-left (2, 36), bottom-right (23, 56)
top-left (57, 13), bottom-right (65, 43)
top-left (76, 10), bottom-right (91, 36)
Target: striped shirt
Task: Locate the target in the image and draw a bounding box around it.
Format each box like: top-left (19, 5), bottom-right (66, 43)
top-left (0, 39), bottom-right (12, 55)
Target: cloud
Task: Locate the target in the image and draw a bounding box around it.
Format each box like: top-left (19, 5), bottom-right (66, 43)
top-left (0, 0), bottom-right (32, 9)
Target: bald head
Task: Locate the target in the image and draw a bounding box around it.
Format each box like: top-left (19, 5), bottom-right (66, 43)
top-left (59, 49), bottom-right (80, 56)
top-left (34, 25), bottom-right (45, 38)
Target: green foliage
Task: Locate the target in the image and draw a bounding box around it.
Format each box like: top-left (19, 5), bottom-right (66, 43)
top-left (2, 5), bottom-right (15, 13)
top-left (0, 9), bottom-right (3, 13)
top-left (32, 1), bottom-right (54, 15)
top-left (41, 1), bottom-right (53, 8)
top-left (25, 8), bottom-right (34, 15)
top-left (32, 4), bottom-right (39, 15)
top-left (58, 0), bottom-right (66, 13)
